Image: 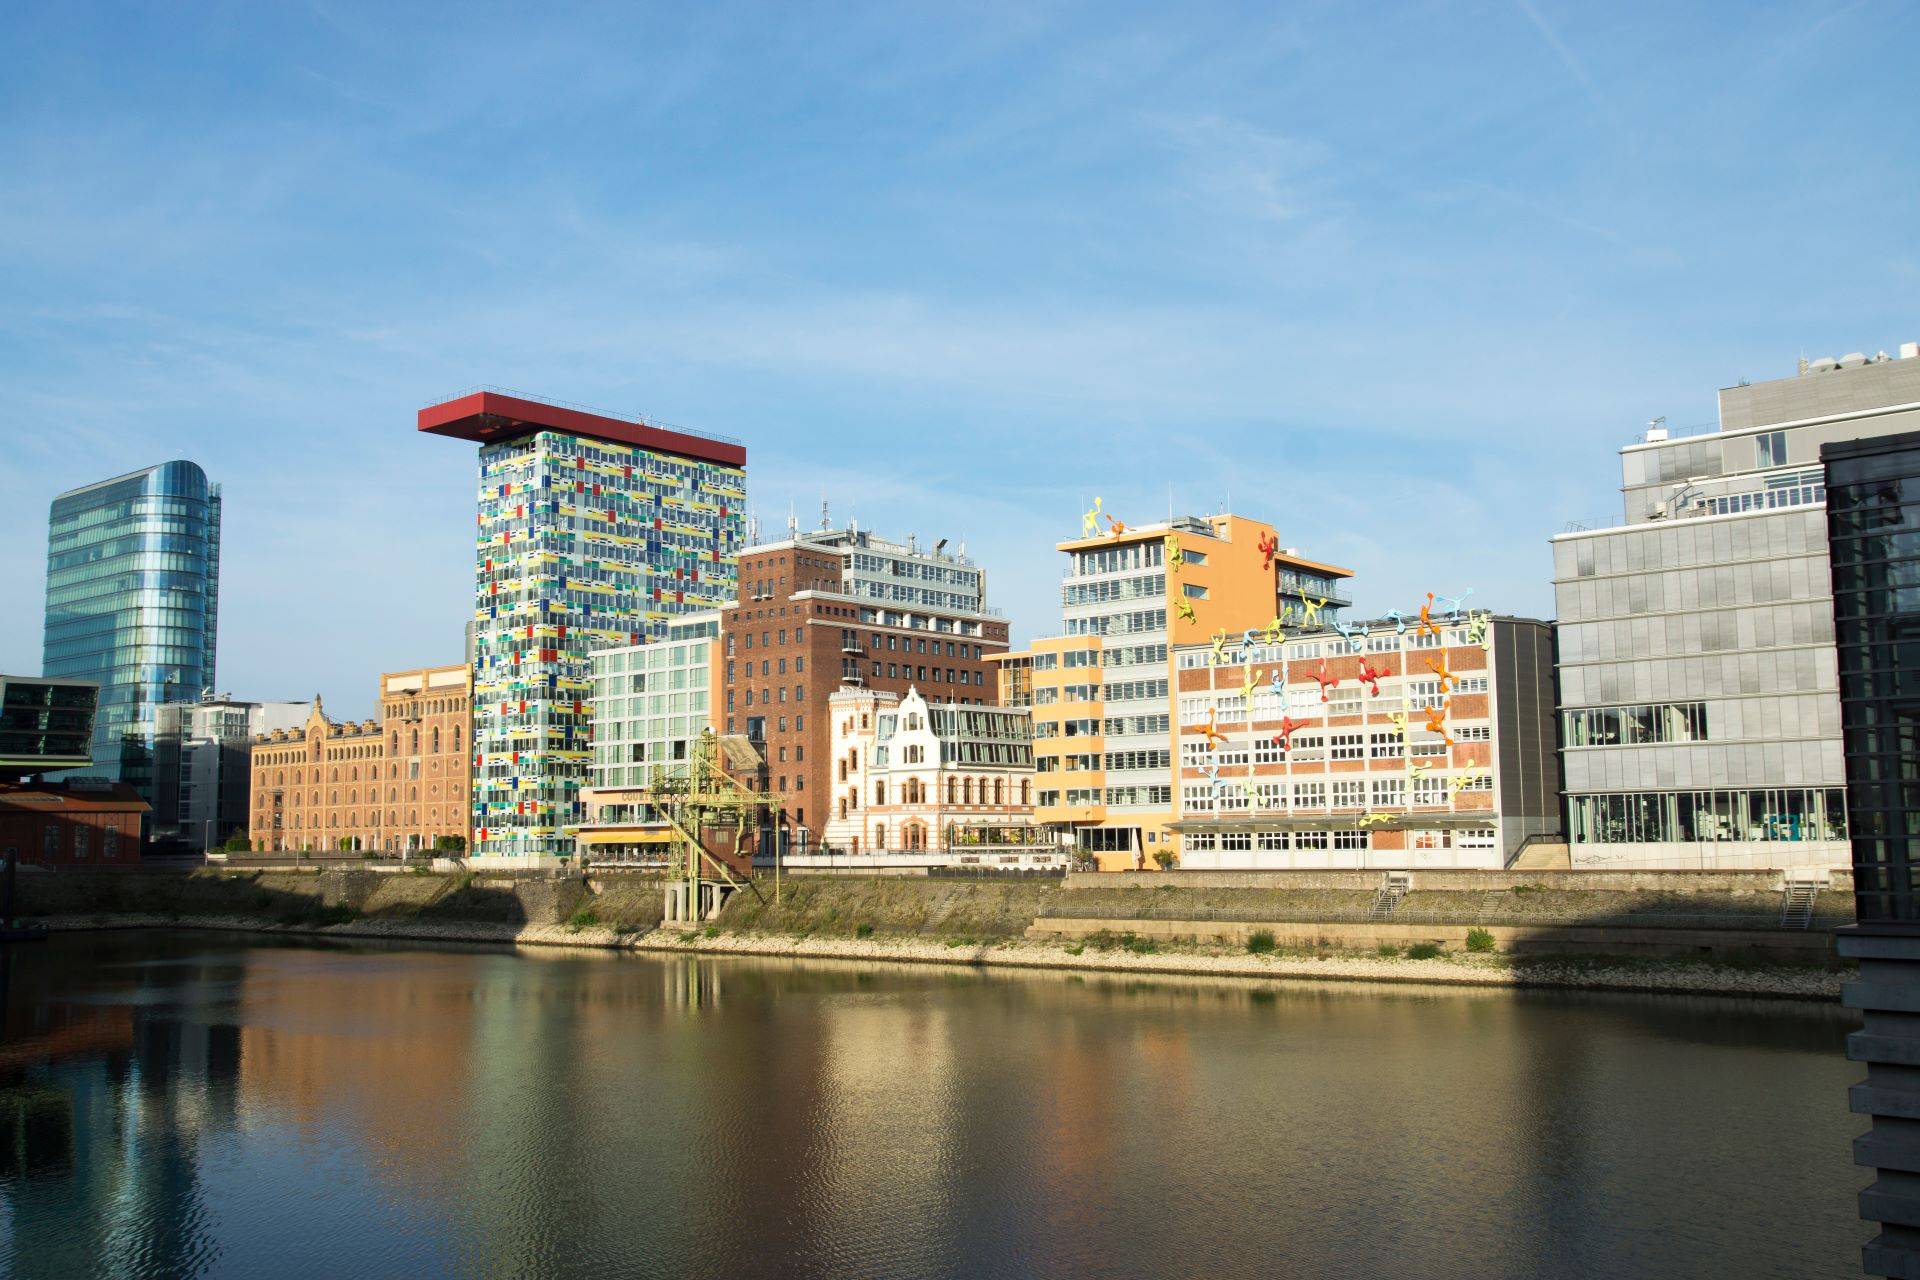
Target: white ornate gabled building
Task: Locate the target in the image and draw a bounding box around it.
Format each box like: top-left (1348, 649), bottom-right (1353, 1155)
top-left (823, 686), bottom-right (1047, 859)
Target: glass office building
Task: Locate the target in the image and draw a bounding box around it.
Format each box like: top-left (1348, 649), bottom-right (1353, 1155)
top-left (1824, 429), bottom-right (1920, 921)
top-left (1552, 342), bottom-right (1920, 869)
top-left (42, 461), bottom-right (221, 803)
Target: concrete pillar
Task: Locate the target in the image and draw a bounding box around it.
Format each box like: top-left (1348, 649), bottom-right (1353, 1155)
top-left (1841, 924), bottom-right (1920, 1278)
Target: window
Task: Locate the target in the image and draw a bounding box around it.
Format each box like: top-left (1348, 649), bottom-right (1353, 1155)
top-left (1330, 733), bottom-right (1365, 761)
top-left (1757, 430), bottom-right (1787, 468)
top-left (1332, 780), bottom-right (1365, 809)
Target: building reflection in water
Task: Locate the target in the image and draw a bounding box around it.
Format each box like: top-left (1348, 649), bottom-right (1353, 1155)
top-left (0, 935), bottom-right (1870, 1280)
top-left (0, 942), bottom-right (239, 1279)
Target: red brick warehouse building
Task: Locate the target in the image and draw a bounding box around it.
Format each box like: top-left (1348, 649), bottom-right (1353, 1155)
top-left (722, 521), bottom-right (1010, 849)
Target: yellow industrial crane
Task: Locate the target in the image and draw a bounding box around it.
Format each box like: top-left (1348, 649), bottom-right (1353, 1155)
top-left (646, 729), bottom-right (785, 923)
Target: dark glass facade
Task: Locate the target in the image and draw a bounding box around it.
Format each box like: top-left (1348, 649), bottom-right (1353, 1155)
top-left (0, 677), bottom-right (99, 776)
top-left (1825, 430), bottom-right (1920, 922)
top-left (41, 461), bottom-right (221, 803)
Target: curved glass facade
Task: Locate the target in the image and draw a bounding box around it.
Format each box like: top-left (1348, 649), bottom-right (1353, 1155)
top-left (42, 460), bottom-right (221, 801)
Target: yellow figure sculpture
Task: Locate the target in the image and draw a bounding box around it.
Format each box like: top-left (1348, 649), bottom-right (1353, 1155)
top-left (1262, 615), bottom-right (1286, 645)
top-left (1238, 667), bottom-right (1260, 707)
top-left (1302, 596), bottom-right (1326, 628)
top-left (1466, 610), bottom-right (1492, 651)
top-left (1359, 811), bottom-right (1394, 828)
top-left (1210, 630), bottom-right (1229, 665)
top-left (1410, 761), bottom-right (1430, 781)
top-left (1175, 598), bottom-right (1197, 626)
top-left (1081, 496), bottom-right (1103, 538)
top-left (1165, 535), bottom-right (1183, 571)
top-left (1389, 711), bottom-right (1408, 739)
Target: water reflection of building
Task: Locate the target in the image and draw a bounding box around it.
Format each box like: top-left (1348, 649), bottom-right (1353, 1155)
top-left (0, 949), bottom-right (239, 1278)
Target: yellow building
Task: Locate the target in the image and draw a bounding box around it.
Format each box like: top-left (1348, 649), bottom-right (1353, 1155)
top-left (993, 513), bottom-right (1352, 871)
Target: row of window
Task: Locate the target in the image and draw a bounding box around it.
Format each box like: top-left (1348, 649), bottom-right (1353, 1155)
top-left (1562, 702), bottom-right (1707, 748)
top-left (1184, 828), bottom-right (1496, 852)
top-left (1567, 788), bottom-right (1846, 843)
top-left (1183, 774), bottom-right (1488, 812)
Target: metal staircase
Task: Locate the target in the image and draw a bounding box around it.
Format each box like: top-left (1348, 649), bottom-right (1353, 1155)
top-left (1780, 879), bottom-right (1819, 930)
top-left (1369, 872), bottom-right (1412, 921)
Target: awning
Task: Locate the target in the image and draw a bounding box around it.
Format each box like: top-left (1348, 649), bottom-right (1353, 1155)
top-left (573, 827), bottom-right (676, 846)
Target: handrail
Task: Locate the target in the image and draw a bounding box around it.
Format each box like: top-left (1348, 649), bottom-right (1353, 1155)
top-left (424, 385), bottom-right (744, 448)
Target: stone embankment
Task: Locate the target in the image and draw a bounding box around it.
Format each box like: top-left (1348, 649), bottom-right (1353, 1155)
top-left (18, 866), bottom-right (1853, 1001)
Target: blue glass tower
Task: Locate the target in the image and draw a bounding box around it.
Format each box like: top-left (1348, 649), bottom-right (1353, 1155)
top-left (42, 461), bottom-right (222, 802)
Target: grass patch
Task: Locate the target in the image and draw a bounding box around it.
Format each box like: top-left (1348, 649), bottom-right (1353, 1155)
top-left (1465, 927), bottom-right (1496, 953)
top-left (1065, 943), bottom-right (1085, 956)
top-left (1246, 930), bottom-right (1277, 955)
top-left (1406, 942), bottom-right (1444, 960)
top-left (704, 925), bottom-right (720, 938)
top-left (277, 902), bottom-right (359, 928)
top-left (566, 907), bottom-right (601, 932)
top-left (1127, 935), bottom-right (1158, 955)
top-left (854, 923), bottom-right (874, 939)
top-left (1376, 942), bottom-right (1402, 958)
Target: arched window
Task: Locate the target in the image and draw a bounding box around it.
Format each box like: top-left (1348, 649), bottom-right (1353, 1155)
top-left (905, 821), bottom-right (925, 851)
top-left (1020, 779), bottom-right (1031, 806)
top-left (453, 725), bottom-right (461, 752)
top-left (993, 778), bottom-right (1004, 806)
top-left (837, 797), bottom-right (848, 819)
top-left (411, 729), bottom-right (420, 754)
top-left (432, 727), bottom-right (440, 753)
top-left (873, 823), bottom-right (887, 848)
top-left (946, 778), bottom-right (957, 805)
top-left (963, 777), bottom-right (974, 805)
top-left (874, 781), bottom-right (887, 805)
top-left (391, 731), bottom-right (399, 752)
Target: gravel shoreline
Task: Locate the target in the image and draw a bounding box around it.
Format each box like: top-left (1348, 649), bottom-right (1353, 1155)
top-left (34, 912), bottom-right (1846, 1001)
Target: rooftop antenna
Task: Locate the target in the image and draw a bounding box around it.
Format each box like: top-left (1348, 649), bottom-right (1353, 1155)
top-left (818, 497), bottom-right (829, 531)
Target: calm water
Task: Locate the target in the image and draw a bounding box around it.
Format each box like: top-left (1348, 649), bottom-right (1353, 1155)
top-left (0, 933), bottom-right (1870, 1279)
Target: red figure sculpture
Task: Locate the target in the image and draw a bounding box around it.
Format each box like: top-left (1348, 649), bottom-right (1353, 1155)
top-left (1257, 531), bottom-right (1278, 569)
top-left (1273, 715), bottom-right (1308, 751)
top-left (1313, 658), bottom-right (1340, 702)
top-left (1356, 658), bottom-right (1386, 695)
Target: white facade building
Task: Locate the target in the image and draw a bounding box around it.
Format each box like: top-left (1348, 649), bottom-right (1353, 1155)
top-left (823, 686), bottom-right (1056, 865)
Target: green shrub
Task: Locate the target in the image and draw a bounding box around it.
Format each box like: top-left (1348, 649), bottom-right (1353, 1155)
top-left (434, 835), bottom-right (467, 853)
top-left (1246, 930), bottom-right (1277, 955)
top-left (854, 923), bottom-right (874, 939)
top-left (1127, 935), bottom-right (1158, 955)
top-left (1152, 850), bottom-right (1178, 870)
top-left (1406, 942), bottom-right (1443, 960)
top-left (704, 925), bottom-right (719, 938)
top-left (1465, 927), bottom-right (1496, 953)
top-left (566, 907), bottom-right (601, 932)
top-left (1376, 942), bottom-right (1402, 958)
top-left (1065, 943), bottom-right (1085, 956)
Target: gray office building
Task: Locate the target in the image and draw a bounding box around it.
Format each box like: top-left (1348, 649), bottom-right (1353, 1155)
top-left (151, 696), bottom-right (308, 854)
top-left (1551, 340), bottom-right (1920, 870)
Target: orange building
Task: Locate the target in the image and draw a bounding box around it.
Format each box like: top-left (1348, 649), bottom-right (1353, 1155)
top-left (249, 664), bottom-right (471, 854)
top-left (993, 513), bottom-right (1353, 871)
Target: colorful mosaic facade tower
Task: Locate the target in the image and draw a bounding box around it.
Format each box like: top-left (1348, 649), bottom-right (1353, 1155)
top-left (421, 390), bottom-right (745, 863)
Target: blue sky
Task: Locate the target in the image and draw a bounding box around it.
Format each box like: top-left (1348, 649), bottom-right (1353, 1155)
top-left (2, 1), bottom-right (1914, 718)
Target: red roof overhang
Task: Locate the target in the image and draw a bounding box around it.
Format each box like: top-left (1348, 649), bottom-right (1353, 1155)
top-left (418, 391), bottom-right (745, 467)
